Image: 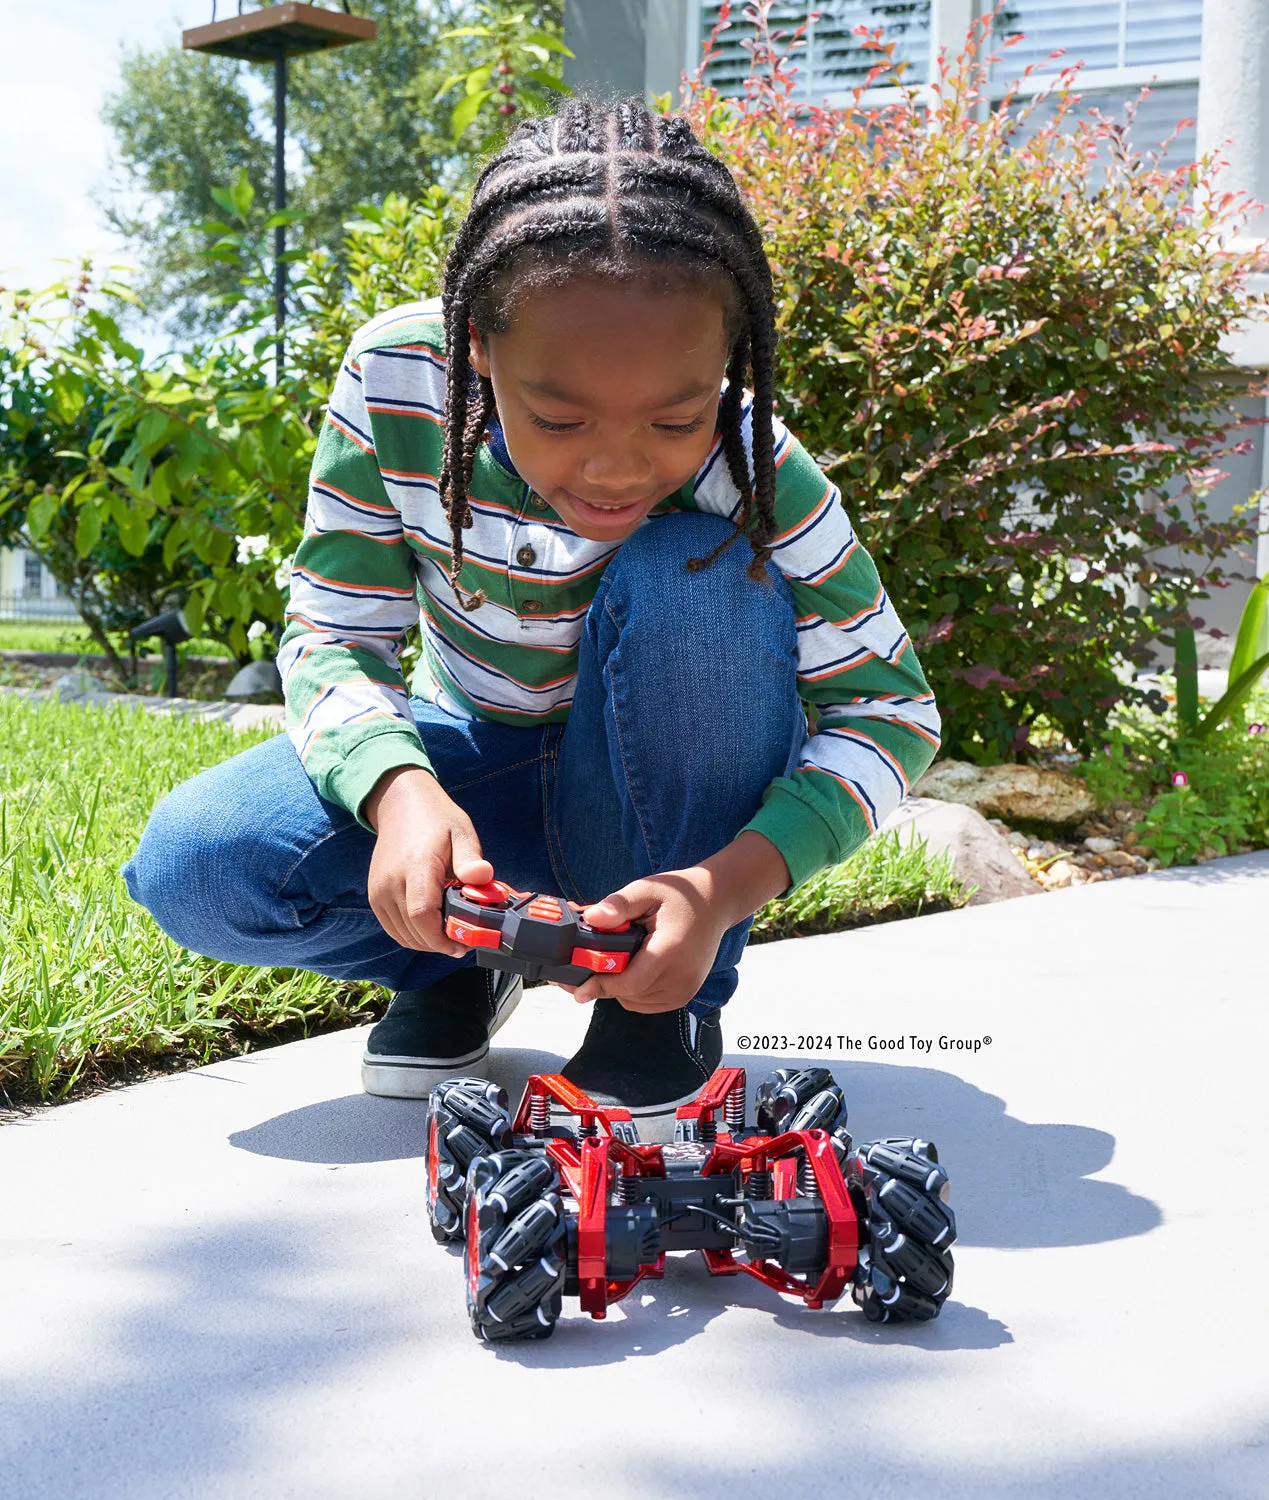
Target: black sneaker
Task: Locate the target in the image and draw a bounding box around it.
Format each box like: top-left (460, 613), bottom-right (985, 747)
top-left (361, 965), bottom-right (523, 1100)
top-left (560, 1000), bottom-right (723, 1140)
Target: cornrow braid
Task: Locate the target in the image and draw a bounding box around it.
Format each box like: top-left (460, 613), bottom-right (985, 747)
top-left (438, 95), bottom-right (781, 610)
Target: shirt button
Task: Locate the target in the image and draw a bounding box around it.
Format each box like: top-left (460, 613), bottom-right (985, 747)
top-left (521, 598), bottom-right (544, 615)
top-left (515, 544), bottom-right (536, 567)
top-left (530, 495), bottom-right (550, 512)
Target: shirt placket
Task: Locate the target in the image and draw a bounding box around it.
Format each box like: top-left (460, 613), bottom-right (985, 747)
top-left (511, 484), bottom-right (553, 625)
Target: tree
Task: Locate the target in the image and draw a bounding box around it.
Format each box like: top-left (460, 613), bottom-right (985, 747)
top-left (100, 0), bottom-right (473, 337)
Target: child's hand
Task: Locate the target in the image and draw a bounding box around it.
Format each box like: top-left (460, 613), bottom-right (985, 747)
top-left (363, 767), bottom-right (492, 955)
top-left (563, 869), bottom-right (732, 1014)
top-left (563, 833), bottom-right (791, 1013)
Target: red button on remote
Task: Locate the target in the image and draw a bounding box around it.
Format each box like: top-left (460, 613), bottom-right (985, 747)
top-left (446, 917), bottom-right (501, 949)
top-left (569, 947), bottom-right (631, 974)
top-left (460, 881), bottom-right (512, 906)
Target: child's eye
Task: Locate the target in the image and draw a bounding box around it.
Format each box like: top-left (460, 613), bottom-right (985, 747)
top-left (527, 413), bottom-right (582, 433)
top-left (656, 416), bottom-right (706, 436)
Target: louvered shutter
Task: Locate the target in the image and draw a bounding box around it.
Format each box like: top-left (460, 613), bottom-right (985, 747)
top-left (697, 2), bottom-right (931, 98)
top-left (990, 1), bottom-right (1202, 77)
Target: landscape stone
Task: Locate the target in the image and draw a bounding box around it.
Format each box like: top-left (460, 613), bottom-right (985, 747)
top-left (878, 796), bottom-right (1043, 906)
top-left (1101, 850), bottom-right (1136, 869)
top-left (224, 659), bottom-right (284, 704)
top-left (1038, 858), bottom-right (1080, 888)
top-left (50, 671), bottom-right (114, 701)
top-left (914, 759), bottom-right (1097, 826)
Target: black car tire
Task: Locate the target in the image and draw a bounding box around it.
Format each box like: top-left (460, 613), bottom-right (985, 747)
top-left (424, 1077), bottom-right (513, 1245)
top-left (755, 1066), bottom-right (848, 1137)
top-left (465, 1150), bottom-right (568, 1342)
top-left (846, 1137), bottom-right (956, 1323)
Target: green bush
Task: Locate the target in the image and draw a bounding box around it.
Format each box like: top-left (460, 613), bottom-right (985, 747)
top-left (685, 2), bottom-right (1264, 762)
top-left (0, 172), bottom-right (472, 672)
top-left (1077, 684), bottom-right (1269, 863)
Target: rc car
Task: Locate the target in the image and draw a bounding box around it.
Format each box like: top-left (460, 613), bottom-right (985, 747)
top-left (424, 1064), bottom-right (956, 1342)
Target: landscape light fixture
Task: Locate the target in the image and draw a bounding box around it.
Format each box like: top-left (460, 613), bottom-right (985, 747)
top-left (130, 608), bottom-right (192, 700)
top-left (182, 3), bottom-right (377, 372)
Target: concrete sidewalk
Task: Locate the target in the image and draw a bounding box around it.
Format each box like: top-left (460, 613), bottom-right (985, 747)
top-left (3, 855), bottom-right (1267, 1499)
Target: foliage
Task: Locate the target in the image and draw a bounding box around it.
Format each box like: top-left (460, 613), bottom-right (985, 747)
top-left (289, 187), bottom-right (460, 391)
top-left (1076, 681), bottom-right (1269, 865)
top-left (0, 695), bottom-right (380, 1104)
top-left (435, 1), bottom-right (572, 149)
top-left (100, 0), bottom-right (475, 336)
top-left (0, 269), bottom-right (320, 668)
top-left (1135, 783), bottom-right (1240, 868)
top-left (1230, 575), bottom-right (1269, 682)
top-left (749, 828), bottom-right (971, 942)
top-left (684, 1), bottom-right (1265, 763)
top-left (1173, 579), bottom-right (1269, 736)
top-left (0, 278), bottom-right (226, 678)
top-left (0, 159), bottom-right (473, 675)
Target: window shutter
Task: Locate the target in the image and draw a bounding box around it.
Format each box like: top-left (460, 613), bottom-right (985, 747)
top-left (697, 2), bottom-right (931, 97)
top-left (990, 1), bottom-right (1202, 77)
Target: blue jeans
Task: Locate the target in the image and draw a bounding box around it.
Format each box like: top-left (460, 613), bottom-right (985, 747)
top-left (122, 513), bottom-right (805, 1017)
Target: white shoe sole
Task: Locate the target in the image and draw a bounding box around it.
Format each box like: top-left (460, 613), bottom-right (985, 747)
top-left (360, 974), bottom-right (524, 1100)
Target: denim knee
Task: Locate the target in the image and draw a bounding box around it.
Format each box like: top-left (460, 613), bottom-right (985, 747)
top-left (596, 511), bottom-right (798, 706)
top-left (123, 768), bottom-right (290, 957)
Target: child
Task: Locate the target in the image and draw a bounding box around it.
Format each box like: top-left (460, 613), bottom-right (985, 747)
top-left (123, 96), bottom-right (940, 1138)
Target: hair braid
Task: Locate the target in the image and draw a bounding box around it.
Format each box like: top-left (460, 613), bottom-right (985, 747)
top-left (436, 94), bottom-right (783, 604)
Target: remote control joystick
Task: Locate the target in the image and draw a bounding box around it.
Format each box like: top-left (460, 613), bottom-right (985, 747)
top-left (442, 881), bottom-right (645, 987)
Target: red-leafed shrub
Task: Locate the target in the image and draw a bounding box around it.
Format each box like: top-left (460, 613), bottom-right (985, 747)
top-left (683, 1), bottom-right (1266, 761)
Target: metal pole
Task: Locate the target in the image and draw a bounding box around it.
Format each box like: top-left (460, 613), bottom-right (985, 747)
top-left (162, 637), bottom-right (179, 700)
top-left (273, 47), bottom-right (288, 377)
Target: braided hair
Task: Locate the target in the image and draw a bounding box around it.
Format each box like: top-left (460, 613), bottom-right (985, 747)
top-left (438, 95), bottom-right (780, 611)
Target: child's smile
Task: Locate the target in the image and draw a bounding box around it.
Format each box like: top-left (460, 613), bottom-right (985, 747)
top-left (468, 276), bottom-right (731, 541)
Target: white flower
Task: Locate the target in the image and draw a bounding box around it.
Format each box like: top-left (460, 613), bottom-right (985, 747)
top-left (236, 534), bottom-right (270, 564)
top-left (247, 620), bottom-right (267, 640)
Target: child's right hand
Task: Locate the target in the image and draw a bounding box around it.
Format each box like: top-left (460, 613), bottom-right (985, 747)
top-left (362, 767), bottom-right (493, 955)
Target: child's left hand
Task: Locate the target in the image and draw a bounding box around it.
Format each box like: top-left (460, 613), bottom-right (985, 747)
top-left (561, 833), bottom-right (790, 1013)
top-left (561, 869), bottom-right (734, 1014)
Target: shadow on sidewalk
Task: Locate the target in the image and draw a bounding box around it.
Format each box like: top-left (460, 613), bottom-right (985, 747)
top-left (232, 1049), bottom-right (1159, 1251)
top-left (229, 1046), bottom-right (567, 1164)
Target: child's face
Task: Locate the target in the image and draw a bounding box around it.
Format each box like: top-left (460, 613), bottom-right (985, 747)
top-left (468, 276), bottom-right (730, 542)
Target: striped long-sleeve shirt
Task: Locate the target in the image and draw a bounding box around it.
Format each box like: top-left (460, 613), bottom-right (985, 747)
top-left (279, 298), bottom-right (941, 891)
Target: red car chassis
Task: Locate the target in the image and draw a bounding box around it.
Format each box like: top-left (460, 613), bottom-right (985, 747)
top-left (426, 1062), bottom-right (956, 1340)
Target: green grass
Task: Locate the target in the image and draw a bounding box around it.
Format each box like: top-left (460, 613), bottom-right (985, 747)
top-left (0, 621), bottom-right (100, 654)
top-left (0, 695), bottom-right (971, 1105)
top-left (750, 830), bottom-right (971, 943)
top-left (0, 695), bottom-right (378, 1105)
top-left (0, 619), bottom-right (235, 661)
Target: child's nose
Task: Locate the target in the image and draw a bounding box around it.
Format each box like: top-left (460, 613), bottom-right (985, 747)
top-left (579, 442), bottom-right (655, 493)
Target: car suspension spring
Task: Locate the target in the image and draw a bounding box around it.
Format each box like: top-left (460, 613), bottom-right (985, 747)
top-left (725, 1081), bottom-right (745, 1132)
top-left (578, 1120), bottom-right (598, 1138)
top-left (798, 1151), bottom-right (819, 1198)
top-left (529, 1091), bottom-right (550, 1135)
top-left (700, 1117), bottom-right (717, 1143)
top-left (618, 1173), bottom-right (642, 1204)
top-left (745, 1167), bottom-right (772, 1199)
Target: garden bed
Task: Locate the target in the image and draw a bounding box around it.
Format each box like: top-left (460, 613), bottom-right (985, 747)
top-left (0, 651), bottom-right (241, 702)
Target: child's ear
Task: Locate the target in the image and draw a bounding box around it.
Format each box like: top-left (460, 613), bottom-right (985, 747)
top-left (468, 320), bottom-right (492, 379)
